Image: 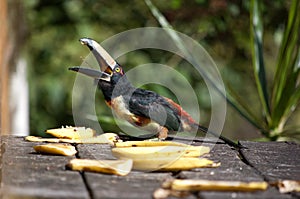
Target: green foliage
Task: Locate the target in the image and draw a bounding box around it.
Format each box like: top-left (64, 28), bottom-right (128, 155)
top-left (24, 0), bottom-right (151, 135)
top-left (250, 0), bottom-right (300, 140)
top-left (23, 0), bottom-right (299, 141)
top-left (266, 0), bottom-right (299, 139)
top-left (145, 0), bottom-right (300, 141)
top-left (250, 0), bottom-right (271, 122)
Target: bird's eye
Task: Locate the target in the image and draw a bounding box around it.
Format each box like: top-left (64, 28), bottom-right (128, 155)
top-left (115, 67), bottom-right (121, 73)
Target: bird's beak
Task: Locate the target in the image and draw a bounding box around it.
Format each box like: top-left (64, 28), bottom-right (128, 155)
top-left (79, 38), bottom-right (117, 78)
top-left (68, 67), bottom-right (111, 82)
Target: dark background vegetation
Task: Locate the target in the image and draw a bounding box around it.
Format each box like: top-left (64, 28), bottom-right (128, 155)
top-left (13, 0), bottom-right (298, 140)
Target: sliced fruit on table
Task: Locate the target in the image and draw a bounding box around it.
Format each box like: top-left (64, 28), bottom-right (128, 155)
top-left (79, 133), bottom-right (121, 145)
top-left (33, 143), bottom-right (77, 156)
top-left (26, 133), bottom-right (121, 145)
top-left (112, 145), bottom-right (210, 159)
top-left (46, 126), bottom-right (95, 139)
top-left (26, 136), bottom-right (61, 143)
top-left (275, 180), bottom-right (300, 193)
top-left (67, 159), bottom-right (133, 176)
top-left (115, 140), bottom-right (189, 147)
top-left (171, 179), bottom-right (268, 192)
top-left (132, 157), bottom-right (219, 171)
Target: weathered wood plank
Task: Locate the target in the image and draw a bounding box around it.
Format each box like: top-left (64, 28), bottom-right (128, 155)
top-left (198, 187), bottom-right (293, 199)
top-left (76, 143), bottom-right (172, 199)
top-left (240, 141), bottom-right (300, 199)
top-left (0, 136), bottom-right (89, 199)
top-left (76, 143), bottom-right (115, 160)
top-left (240, 141), bottom-right (300, 181)
top-left (179, 142), bottom-right (295, 199)
top-left (1, 136), bottom-right (299, 199)
top-left (181, 143), bottom-right (263, 181)
top-left (85, 172), bottom-right (171, 199)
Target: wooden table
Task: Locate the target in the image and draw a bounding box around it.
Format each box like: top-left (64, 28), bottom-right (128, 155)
top-left (0, 136), bottom-right (299, 199)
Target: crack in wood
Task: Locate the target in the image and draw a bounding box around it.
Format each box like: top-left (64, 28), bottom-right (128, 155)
top-left (74, 144), bottom-right (95, 199)
top-left (237, 142), bottom-right (300, 199)
top-left (236, 145), bottom-right (270, 183)
top-left (1, 136), bottom-right (297, 198)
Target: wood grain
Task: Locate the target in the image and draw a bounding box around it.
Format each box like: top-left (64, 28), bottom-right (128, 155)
top-left (1, 136), bottom-right (299, 199)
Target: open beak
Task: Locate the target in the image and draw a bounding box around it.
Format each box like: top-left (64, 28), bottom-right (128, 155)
top-left (79, 38), bottom-right (117, 78)
top-left (69, 67), bottom-right (111, 82)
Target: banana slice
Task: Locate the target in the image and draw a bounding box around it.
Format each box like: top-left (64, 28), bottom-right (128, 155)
top-left (26, 136), bottom-right (60, 143)
top-left (26, 133), bottom-right (121, 145)
top-left (80, 133), bottom-right (121, 145)
top-left (112, 145), bottom-right (210, 159)
top-left (112, 145), bottom-right (213, 171)
top-left (60, 133), bottom-right (121, 145)
top-left (67, 159), bottom-right (132, 176)
top-left (46, 126), bottom-right (95, 139)
top-left (33, 143), bottom-right (77, 156)
top-left (115, 141), bottom-right (188, 147)
top-left (276, 180), bottom-right (300, 193)
top-left (133, 157), bottom-right (219, 171)
top-left (171, 179), bottom-right (268, 192)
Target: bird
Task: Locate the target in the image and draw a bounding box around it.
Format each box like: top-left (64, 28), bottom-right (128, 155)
top-left (69, 38), bottom-right (243, 148)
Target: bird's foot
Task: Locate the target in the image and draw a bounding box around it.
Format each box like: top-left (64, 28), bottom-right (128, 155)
top-left (157, 126), bottom-right (168, 140)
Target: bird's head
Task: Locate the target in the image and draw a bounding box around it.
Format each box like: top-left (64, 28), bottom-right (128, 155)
top-left (69, 38), bottom-right (125, 85)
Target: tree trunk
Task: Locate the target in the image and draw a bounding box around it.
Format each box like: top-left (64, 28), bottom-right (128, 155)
top-left (0, 0), bottom-right (28, 135)
top-left (0, 0), bottom-right (10, 135)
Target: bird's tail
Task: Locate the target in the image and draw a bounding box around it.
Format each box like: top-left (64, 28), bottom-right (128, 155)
top-left (195, 124), bottom-right (245, 149)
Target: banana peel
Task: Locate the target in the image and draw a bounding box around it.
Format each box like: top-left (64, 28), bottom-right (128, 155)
top-left (133, 157), bottom-right (219, 171)
top-left (33, 143), bottom-right (77, 156)
top-left (26, 136), bottom-right (61, 143)
top-left (29, 127), bottom-right (219, 173)
top-left (111, 144), bottom-right (216, 171)
top-left (26, 133), bottom-right (120, 145)
top-left (171, 179), bottom-right (268, 192)
top-left (112, 145), bottom-right (210, 159)
top-left (153, 179), bottom-right (269, 198)
top-left (115, 140), bottom-right (188, 147)
top-left (46, 126), bottom-right (95, 139)
top-left (67, 159), bottom-right (132, 176)
top-left (275, 180), bottom-right (300, 193)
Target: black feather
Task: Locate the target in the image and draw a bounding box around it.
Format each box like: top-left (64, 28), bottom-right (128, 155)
top-left (127, 89), bottom-right (181, 131)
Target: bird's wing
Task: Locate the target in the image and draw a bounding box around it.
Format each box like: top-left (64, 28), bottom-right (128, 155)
top-left (127, 89), bottom-right (181, 131)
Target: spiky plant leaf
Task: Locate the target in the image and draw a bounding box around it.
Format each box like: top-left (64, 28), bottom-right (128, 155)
top-left (145, 0), bottom-right (263, 131)
top-left (250, 0), bottom-right (271, 123)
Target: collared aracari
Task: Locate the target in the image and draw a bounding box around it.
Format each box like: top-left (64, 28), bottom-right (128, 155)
top-left (69, 38), bottom-right (242, 148)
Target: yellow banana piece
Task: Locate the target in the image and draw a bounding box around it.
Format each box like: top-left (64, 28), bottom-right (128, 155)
top-left (26, 136), bottom-right (61, 143)
top-left (115, 140), bottom-right (188, 147)
top-left (133, 157), bottom-right (219, 171)
top-left (276, 180), bottom-right (300, 193)
top-left (26, 133), bottom-right (121, 145)
top-left (79, 133), bottom-right (121, 145)
top-left (46, 126), bottom-right (95, 139)
top-left (171, 179), bottom-right (268, 192)
top-left (67, 159), bottom-right (133, 176)
top-left (33, 143), bottom-right (77, 156)
top-left (112, 145), bottom-right (210, 159)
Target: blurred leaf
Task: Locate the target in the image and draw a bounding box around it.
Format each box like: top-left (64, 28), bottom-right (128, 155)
top-left (250, 0), bottom-right (271, 122)
top-left (271, 0), bottom-right (300, 128)
top-left (280, 126), bottom-right (300, 142)
top-left (145, 0), bottom-right (264, 131)
top-left (279, 82), bottom-right (300, 126)
top-left (22, 0), bottom-right (298, 141)
top-left (171, 0), bottom-right (182, 9)
top-left (225, 82), bottom-right (267, 132)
